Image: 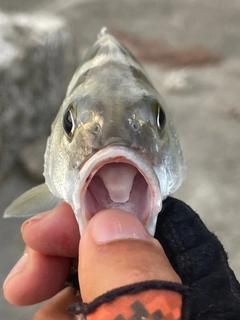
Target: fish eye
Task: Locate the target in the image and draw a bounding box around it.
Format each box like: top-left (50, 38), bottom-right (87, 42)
top-left (63, 105), bottom-right (75, 139)
top-left (157, 106), bottom-right (166, 130)
top-left (151, 99), bottom-right (166, 131)
top-left (131, 120), bottom-right (140, 132)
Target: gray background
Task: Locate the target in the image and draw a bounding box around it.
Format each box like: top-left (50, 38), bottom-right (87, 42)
top-left (0, 0), bottom-right (240, 318)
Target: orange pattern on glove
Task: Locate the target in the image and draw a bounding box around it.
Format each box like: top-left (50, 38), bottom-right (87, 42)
top-left (76, 289), bottom-right (182, 320)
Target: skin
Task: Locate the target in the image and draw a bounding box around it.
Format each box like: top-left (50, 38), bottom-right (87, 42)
top-left (3, 203), bottom-right (181, 319)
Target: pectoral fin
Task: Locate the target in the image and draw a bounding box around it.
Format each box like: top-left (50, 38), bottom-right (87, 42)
top-left (3, 183), bottom-right (63, 218)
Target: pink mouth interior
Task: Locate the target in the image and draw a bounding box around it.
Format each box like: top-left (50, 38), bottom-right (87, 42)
top-left (84, 162), bottom-right (151, 223)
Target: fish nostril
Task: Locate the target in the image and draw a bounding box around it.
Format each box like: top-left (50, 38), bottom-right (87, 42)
top-left (91, 122), bottom-right (101, 135)
top-left (131, 120), bottom-right (140, 132)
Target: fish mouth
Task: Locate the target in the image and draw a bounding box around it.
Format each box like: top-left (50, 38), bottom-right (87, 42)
top-left (72, 146), bottom-right (162, 235)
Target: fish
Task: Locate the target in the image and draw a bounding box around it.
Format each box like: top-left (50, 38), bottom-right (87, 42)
top-left (3, 28), bottom-right (185, 236)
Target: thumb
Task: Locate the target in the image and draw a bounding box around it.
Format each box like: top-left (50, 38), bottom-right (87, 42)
top-left (79, 209), bottom-right (181, 303)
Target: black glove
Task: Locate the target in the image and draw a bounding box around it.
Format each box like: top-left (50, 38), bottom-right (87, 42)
top-left (155, 197), bottom-right (240, 320)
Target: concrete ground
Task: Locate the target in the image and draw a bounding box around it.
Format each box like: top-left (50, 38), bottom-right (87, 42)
top-left (0, 0), bottom-right (240, 318)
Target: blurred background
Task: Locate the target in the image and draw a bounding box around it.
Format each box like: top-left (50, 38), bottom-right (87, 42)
top-left (0, 0), bottom-right (240, 318)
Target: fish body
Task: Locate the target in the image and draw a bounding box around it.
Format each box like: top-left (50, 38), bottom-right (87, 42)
top-left (4, 28), bottom-right (185, 236)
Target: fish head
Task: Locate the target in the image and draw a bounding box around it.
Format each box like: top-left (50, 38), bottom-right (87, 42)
top-left (44, 29), bottom-right (185, 235)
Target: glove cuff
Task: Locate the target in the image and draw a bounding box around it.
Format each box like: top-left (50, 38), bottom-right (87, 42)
top-left (68, 280), bottom-right (188, 319)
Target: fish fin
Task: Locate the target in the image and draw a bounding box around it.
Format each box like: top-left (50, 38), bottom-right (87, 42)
top-left (3, 183), bottom-right (63, 218)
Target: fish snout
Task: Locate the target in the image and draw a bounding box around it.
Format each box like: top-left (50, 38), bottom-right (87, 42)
top-left (102, 136), bottom-right (130, 147)
top-left (93, 124), bottom-right (133, 148)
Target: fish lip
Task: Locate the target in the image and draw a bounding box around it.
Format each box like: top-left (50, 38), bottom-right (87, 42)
top-left (72, 145), bottom-right (162, 236)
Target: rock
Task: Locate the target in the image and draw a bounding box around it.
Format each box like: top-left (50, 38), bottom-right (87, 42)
top-left (0, 11), bottom-right (78, 181)
top-left (18, 138), bottom-right (46, 181)
top-left (162, 69), bottom-right (198, 94)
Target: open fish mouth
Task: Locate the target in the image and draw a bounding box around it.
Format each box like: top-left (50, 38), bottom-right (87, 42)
top-left (72, 146), bottom-right (162, 235)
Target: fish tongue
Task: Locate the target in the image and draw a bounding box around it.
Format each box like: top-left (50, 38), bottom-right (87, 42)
top-left (97, 163), bottom-right (138, 203)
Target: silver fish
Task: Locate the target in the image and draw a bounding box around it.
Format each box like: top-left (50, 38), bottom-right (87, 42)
top-left (4, 28), bottom-right (185, 236)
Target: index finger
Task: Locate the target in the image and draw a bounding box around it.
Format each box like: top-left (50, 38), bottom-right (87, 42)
top-left (21, 203), bottom-right (80, 257)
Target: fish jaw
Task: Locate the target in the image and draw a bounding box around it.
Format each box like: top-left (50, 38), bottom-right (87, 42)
top-left (71, 146), bottom-right (162, 236)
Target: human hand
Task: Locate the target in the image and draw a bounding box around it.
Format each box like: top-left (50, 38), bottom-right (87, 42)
top-left (3, 197), bottom-right (240, 319)
top-left (3, 203), bottom-right (182, 319)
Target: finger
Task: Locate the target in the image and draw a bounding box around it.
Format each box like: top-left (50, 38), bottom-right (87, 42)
top-left (33, 287), bottom-right (80, 320)
top-left (21, 203), bottom-right (80, 257)
top-left (3, 246), bottom-right (70, 306)
top-left (79, 209), bottom-right (181, 303)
